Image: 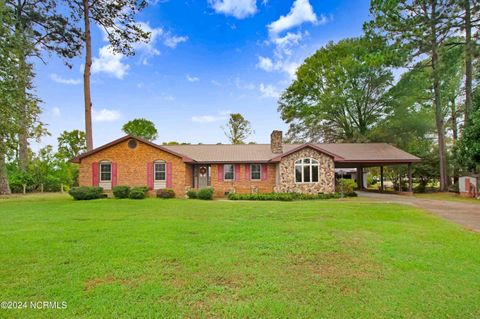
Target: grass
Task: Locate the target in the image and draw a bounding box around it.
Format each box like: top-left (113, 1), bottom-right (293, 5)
top-left (1, 194), bottom-right (480, 318)
top-left (415, 192), bottom-right (480, 204)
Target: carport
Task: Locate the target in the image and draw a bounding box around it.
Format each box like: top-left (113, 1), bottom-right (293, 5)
top-left (319, 143), bottom-right (422, 192)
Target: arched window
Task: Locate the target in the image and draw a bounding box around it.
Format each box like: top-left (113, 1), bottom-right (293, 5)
top-left (295, 158), bottom-right (319, 183)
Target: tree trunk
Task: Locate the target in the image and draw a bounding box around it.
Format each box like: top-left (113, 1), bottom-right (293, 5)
top-left (0, 154), bottom-right (11, 195)
top-left (18, 57), bottom-right (29, 171)
top-left (450, 97), bottom-right (458, 144)
top-left (464, 0), bottom-right (473, 125)
top-left (83, 0), bottom-right (93, 151)
top-left (431, 2), bottom-right (449, 192)
top-left (14, 10), bottom-right (29, 171)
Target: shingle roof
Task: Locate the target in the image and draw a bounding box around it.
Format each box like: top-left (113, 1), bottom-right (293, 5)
top-left (72, 135), bottom-right (420, 164)
top-left (164, 143), bottom-right (420, 163)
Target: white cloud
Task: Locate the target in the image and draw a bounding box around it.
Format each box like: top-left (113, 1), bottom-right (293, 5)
top-left (92, 108), bottom-right (121, 122)
top-left (134, 22), bottom-right (163, 64)
top-left (256, 56), bottom-right (275, 72)
top-left (268, 0), bottom-right (319, 35)
top-left (259, 83), bottom-right (281, 98)
top-left (211, 80), bottom-right (222, 86)
top-left (272, 31), bottom-right (305, 56)
top-left (99, 21), bottom-right (187, 66)
top-left (50, 73), bottom-right (82, 85)
top-left (235, 77), bottom-right (255, 90)
top-left (186, 74), bottom-right (199, 82)
top-left (52, 107), bottom-right (61, 116)
top-left (191, 110), bottom-right (231, 123)
top-left (209, 0), bottom-right (257, 19)
top-left (163, 34), bottom-right (188, 48)
top-left (91, 46), bottom-right (130, 79)
top-left (256, 56), bottom-right (299, 79)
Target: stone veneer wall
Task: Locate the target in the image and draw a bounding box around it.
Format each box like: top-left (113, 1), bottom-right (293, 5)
top-left (275, 147), bottom-right (335, 194)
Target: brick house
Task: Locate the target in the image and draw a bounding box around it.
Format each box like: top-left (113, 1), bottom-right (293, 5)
top-left (72, 130), bottom-right (420, 197)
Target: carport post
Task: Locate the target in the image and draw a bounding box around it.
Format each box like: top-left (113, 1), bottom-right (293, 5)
top-left (408, 163), bottom-right (413, 192)
top-left (380, 166), bottom-right (384, 191)
top-left (357, 167), bottom-right (364, 190)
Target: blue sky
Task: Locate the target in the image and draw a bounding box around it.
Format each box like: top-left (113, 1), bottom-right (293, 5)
top-left (34, 0), bottom-right (370, 149)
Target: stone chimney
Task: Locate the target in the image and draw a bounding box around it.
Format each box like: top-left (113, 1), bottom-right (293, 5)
top-left (270, 130), bottom-right (283, 154)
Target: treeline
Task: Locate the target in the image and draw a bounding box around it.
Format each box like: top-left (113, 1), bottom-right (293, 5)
top-left (0, 0), bottom-right (149, 194)
top-left (279, 0), bottom-right (480, 191)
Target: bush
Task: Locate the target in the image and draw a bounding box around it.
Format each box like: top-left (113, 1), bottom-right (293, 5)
top-left (228, 192), bottom-right (354, 201)
top-left (197, 187), bottom-right (214, 200)
top-left (69, 186), bottom-right (103, 200)
top-left (336, 178), bottom-right (357, 194)
top-left (113, 185), bottom-right (130, 198)
top-left (186, 189), bottom-right (197, 199)
top-left (129, 187), bottom-right (147, 199)
top-left (157, 188), bottom-right (175, 198)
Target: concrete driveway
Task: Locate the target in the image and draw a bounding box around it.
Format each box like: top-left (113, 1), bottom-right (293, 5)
top-left (357, 191), bottom-right (480, 232)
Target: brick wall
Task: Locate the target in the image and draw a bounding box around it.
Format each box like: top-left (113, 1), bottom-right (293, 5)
top-left (210, 163), bottom-right (277, 197)
top-left (78, 139), bottom-right (191, 197)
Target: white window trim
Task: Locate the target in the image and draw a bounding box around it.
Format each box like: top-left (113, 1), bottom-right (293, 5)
top-left (154, 161), bottom-right (166, 181)
top-left (250, 164), bottom-right (262, 181)
top-left (99, 161), bottom-right (112, 182)
top-left (223, 164), bottom-right (235, 181)
top-left (294, 158), bottom-right (319, 184)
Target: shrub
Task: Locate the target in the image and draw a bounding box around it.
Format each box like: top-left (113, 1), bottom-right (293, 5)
top-left (228, 192), bottom-right (354, 201)
top-left (197, 187), bottom-right (214, 200)
top-left (129, 187), bottom-right (147, 199)
top-left (186, 189), bottom-right (197, 199)
top-left (157, 188), bottom-right (175, 198)
top-left (336, 178), bottom-right (357, 194)
top-left (69, 186), bottom-right (103, 200)
top-left (113, 185), bottom-right (130, 198)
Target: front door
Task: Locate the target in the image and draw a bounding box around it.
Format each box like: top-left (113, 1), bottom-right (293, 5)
top-left (195, 165), bottom-right (210, 189)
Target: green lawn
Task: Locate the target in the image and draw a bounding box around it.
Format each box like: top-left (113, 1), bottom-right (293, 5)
top-left (415, 192), bottom-right (480, 204)
top-left (1, 195), bottom-right (480, 318)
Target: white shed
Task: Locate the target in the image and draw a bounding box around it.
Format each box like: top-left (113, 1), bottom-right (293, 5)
top-left (459, 176), bottom-right (479, 198)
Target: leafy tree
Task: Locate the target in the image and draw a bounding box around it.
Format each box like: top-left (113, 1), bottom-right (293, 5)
top-left (6, 0), bottom-right (83, 171)
top-left (57, 130), bottom-right (87, 160)
top-left (223, 113), bottom-right (253, 144)
top-left (64, 0), bottom-right (150, 151)
top-left (0, 3), bottom-right (43, 194)
top-left (279, 37), bottom-right (394, 142)
top-left (450, 0), bottom-right (480, 123)
top-left (162, 141), bottom-right (190, 145)
top-left (366, 0), bottom-right (455, 191)
top-left (122, 118), bottom-right (158, 141)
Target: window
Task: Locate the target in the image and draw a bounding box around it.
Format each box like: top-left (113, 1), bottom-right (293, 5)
top-left (100, 162), bottom-right (111, 182)
top-left (154, 162), bottom-right (166, 181)
top-left (251, 164), bottom-right (261, 180)
top-left (128, 139), bottom-right (137, 149)
top-left (224, 164), bottom-right (234, 180)
top-left (294, 158), bottom-right (319, 183)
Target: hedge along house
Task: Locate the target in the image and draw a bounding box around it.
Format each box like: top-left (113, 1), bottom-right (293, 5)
top-left (71, 131), bottom-right (421, 197)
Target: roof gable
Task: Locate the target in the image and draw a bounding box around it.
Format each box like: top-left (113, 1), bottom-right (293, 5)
top-left (269, 143), bottom-right (344, 162)
top-left (71, 135), bottom-right (194, 163)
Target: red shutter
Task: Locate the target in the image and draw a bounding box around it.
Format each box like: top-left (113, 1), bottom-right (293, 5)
top-left (111, 162), bottom-right (117, 187)
top-left (147, 162), bottom-right (154, 190)
top-left (217, 164), bottom-right (224, 181)
top-left (261, 164), bottom-right (268, 181)
top-left (235, 164), bottom-right (241, 181)
top-left (166, 162), bottom-right (172, 188)
top-left (245, 164), bottom-right (250, 180)
top-left (92, 162), bottom-right (99, 186)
